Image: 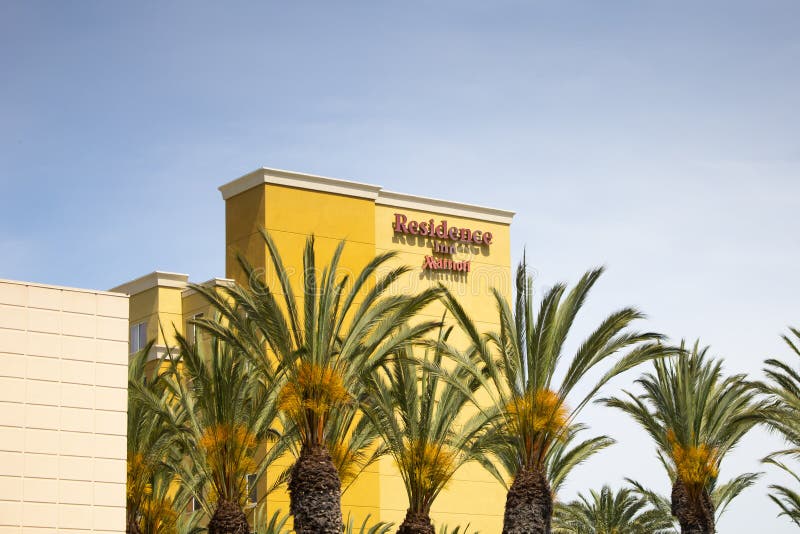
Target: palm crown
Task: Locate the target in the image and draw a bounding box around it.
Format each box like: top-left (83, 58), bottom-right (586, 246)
top-left (603, 343), bottom-right (760, 497)
top-left (444, 264), bottom-right (666, 477)
top-left (133, 332), bottom-right (284, 534)
top-left (362, 327), bottom-right (490, 531)
top-left (194, 230), bottom-right (442, 450)
top-left (553, 485), bottom-right (675, 534)
top-left (603, 342), bottom-right (762, 532)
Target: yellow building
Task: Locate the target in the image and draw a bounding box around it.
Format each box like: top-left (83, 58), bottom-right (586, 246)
top-left (112, 167), bottom-right (515, 530)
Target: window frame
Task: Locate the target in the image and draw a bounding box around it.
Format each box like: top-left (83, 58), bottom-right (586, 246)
top-left (246, 472), bottom-right (258, 504)
top-left (189, 312), bottom-right (204, 345)
top-left (129, 321), bottom-right (147, 354)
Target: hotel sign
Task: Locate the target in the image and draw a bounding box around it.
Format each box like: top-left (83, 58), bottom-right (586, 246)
top-left (393, 213), bottom-right (492, 274)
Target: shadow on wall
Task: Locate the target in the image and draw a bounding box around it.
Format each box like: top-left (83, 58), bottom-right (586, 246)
top-left (418, 269), bottom-right (469, 283)
top-left (391, 233), bottom-right (490, 258)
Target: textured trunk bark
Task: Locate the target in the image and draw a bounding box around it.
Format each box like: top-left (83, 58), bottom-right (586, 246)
top-left (671, 479), bottom-right (715, 534)
top-left (207, 499), bottom-right (249, 534)
top-left (397, 509), bottom-right (435, 534)
top-left (126, 514), bottom-right (141, 534)
top-left (502, 467), bottom-right (553, 534)
top-left (289, 444), bottom-right (343, 534)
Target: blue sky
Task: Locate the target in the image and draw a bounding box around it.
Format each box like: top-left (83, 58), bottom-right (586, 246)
top-left (2, 1), bottom-right (799, 530)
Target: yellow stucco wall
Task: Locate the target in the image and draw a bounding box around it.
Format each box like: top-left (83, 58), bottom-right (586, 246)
top-left (225, 183), bottom-right (383, 521)
top-left (373, 206), bottom-right (511, 531)
top-left (223, 183), bottom-right (512, 529)
top-left (225, 184), bottom-right (268, 284)
top-left (128, 286), bottom-right (185, 348)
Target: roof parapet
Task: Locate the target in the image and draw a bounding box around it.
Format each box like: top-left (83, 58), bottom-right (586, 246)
top-left (109, 271), bottom-right (189, 295)
top-left (218, 166), bottom-right (515, 224)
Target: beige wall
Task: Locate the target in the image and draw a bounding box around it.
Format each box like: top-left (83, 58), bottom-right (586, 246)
top-left (0, 280), bottom-right (129, 534)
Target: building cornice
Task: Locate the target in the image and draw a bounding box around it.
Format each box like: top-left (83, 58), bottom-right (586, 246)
top-left (0, 278), bottom-right (128, 298)
top-left (219, 167), bottom-right (515, 224)
top-left (109, 271), bottom-right (189, 296)
top-left (376, 190), bottom-right (515, 225)
top-left (219, 167), bottom-right (382, 201)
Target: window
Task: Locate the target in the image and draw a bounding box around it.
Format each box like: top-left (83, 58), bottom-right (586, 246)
top-left (189, 313), bottom-right (204, 344)
top-left (246, 473), bottom-right (258, 504)
top-left (130, 322), bottom-right (147, 353)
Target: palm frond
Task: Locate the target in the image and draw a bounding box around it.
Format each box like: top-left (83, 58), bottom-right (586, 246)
top-left (344, 512), bottom-right (394, 534)
top-left (753, 327), bottom-right (800, 525)
top-left (253, 505), bottom-right (292, 534)
top-left (143, 332), bottom-right (285, 513)
top-left (361, 328), bottom-right (490, 516)
top-left (442, 264), bottom-right (666, 486)
top-left (553, 484), bottom-right (675, 534)
top-left (604, 341), bottom-right (762, 513)
top-left (436, 523), bottom-right (480, 534)
top-left (194, 230), bottom-right (443, 455)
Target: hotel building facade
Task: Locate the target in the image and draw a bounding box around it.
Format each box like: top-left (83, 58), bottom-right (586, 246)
top-left (112, 167), bottom-right (516, 531)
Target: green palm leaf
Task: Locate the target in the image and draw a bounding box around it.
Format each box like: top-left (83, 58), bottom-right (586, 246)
top-left (553, 485), bottom-right (675, 534)
top-left (442, 263), bottom-right (667, 480)
top-left (604, 342), bottom-right (762, 532)
top-left (361, 326), bottom-right (490, 528)
top-left (757, 327), bottom-right (800, 525)
top-left (441, 261), bottom-right (668, 532)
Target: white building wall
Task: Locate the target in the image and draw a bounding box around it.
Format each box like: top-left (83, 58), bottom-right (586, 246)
top-left (0, 280), bottom-right (129, 534)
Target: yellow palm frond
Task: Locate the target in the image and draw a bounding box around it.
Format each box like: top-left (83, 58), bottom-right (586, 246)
top-left (278, 362), bottom-right (351, 420)
top-left (506, 389), bottom-right (569, 439)
top-left (668, 430), bottom-right (719, 489)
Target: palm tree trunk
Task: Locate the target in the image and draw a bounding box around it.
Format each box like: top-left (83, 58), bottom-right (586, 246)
top-left (671, 479), bottom-right (715, 534)
top-left (502, 467), bottom-right (553, 534)
top-left (208, 499), bottom-right (249, 534)
top-left (289, 444), bottom-right (343, 534)
top-left (397, 509), bottom-right (435, 534)
top-left (126, 514), bottom-right (141, 534)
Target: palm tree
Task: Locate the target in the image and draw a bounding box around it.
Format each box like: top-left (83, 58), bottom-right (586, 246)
top-left (443, 264), bottom-right (667, 533)
top-left (192, 231), bottom-right (442, 533)
top-left (756, 327), bottom-right (800, 525)
top-left (603, 342), bottom-right (762, 533)
top-left (276, 395), bottom-right (386, 496)
top-left (126, 343), bottom-right (181, 534)
top-left (552, 485), bottom-right (674, 534)
top-left (137, 468), bottom-right (203, 534)
top-left (136, 334), bottom-right (284, 534)
top-left (361, 328), bottom-right (490, 534)
top-left (627, 473), bottom-right (760, 531)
